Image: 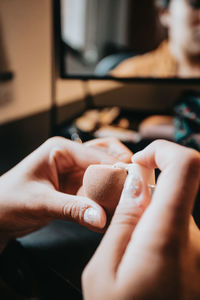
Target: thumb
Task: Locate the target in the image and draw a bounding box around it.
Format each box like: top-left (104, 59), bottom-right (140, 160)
top-left (44, 190), bottom-right (107, 231)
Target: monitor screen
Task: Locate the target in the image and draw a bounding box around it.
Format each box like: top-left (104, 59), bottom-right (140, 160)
top-left (57, 0), bottom-right (200, 79)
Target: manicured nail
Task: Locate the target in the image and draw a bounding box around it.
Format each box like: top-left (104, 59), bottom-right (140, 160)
top-left (113, 162), bottom-right (129, 170)
top-left (125, 174), bottom-right (142, 197)
top-left (84, 208), bottom-right (105, 228)
top-left (121, 173), bottom-right (143, 205)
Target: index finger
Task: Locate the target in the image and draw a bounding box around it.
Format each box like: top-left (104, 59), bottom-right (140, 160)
top-left (113, 141), bottom-right (200, 279)
top-left (16, 137), bottom-right (119, 178)
top-left (132, 140), bottom-right (200, 234)
top-left (84, 138), bottom-right (133, 163)
top-left (84, 141), bottom-right (200, 280)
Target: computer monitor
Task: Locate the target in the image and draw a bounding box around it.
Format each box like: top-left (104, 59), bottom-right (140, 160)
top-left (54, 0), bottom-right (200, 113)
top-left (57, 0), bottom-right (200, 80)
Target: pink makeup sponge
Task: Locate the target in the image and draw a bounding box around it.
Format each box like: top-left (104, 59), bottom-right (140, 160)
top-left (83, 165), bottom-right (127, 216)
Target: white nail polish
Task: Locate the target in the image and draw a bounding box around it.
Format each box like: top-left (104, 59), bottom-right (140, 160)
top-left (113, 162), bottom-right (129, 170)
top-left (84, 208), bottom-right (101, 227)
top-left (120, 163), bottom-right (155, 205)
top-left (124, 173), bottom-right (143, 198)
top-left (121, 173), bottom-right (143, 205)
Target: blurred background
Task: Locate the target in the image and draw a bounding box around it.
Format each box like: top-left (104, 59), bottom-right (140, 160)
top-left (0, 1), bottom-right (200, 299)
top-left (60, 0), bottom-right (166, 76)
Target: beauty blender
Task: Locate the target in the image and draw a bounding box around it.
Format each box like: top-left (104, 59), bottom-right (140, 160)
top-left (82, 164), bottom-right (128, 217)
top-left (80, 162), bottom-right (155, 222)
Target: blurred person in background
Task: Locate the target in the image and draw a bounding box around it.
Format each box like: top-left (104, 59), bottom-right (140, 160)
top-left (112, 0), bottom-right (200, 146)
top-left (112, 0), bottom-right (200, 78)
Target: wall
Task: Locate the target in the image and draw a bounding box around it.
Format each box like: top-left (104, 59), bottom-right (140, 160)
top-left (0, 0), bottom-right (52, 125)
top-left (0, 0), bottom-right (53, 174)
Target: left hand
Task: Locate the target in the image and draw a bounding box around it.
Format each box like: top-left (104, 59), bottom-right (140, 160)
top-left (0, 137), bottom-right (132, 252)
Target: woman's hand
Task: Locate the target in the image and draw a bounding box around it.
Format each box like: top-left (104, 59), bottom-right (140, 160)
top-left (83, 140), bottom-right (200, 300)
top-left (84, 138), bottom-right (132, 163)
top-left (0, 137), bottom-right (132, 252)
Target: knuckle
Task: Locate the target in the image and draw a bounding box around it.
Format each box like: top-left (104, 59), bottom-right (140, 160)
top-left (112, 206), bottom-right (142, 227)
top-left (152, 139), bottom-right (166, 147)
top-left (46, 136), bottom-right (67, 146)
top-left (82, 263), bottom-right (114, 300)
top-left (182, 149), bottom-right (200, 172)
top-left (82, 264), bottom-right (92, 284)
top-left (148, 139), bottom-right (168, 153)
top-left (109, 137), bottom-right (120, 143)
top-left (82, 263), bottom-right (99, 295)
top-left (186, 149), bottom-right (200, 164)
top-left (102, 137), bottom-right (120, 145)
top-left (62, 201), bottom-right (87, 223)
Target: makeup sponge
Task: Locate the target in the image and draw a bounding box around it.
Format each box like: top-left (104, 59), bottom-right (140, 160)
top-left (82, 165), bottom-right (127, 216)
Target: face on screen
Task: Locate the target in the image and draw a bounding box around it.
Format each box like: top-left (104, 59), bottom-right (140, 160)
top-left (166, 0), bottom-right (200, 57)
top-left (60, 0), bottom-right (200, 78)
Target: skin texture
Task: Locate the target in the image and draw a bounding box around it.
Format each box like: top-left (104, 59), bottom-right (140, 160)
top-left (82, 140), bottom-right (200, 300)
top-left (84, 138), bottom-right (132, 163)
top-left (0, 137), bottom-right (132, 252)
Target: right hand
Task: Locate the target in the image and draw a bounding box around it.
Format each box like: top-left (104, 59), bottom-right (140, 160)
top-left (83, 140), bottom-right (200, 300)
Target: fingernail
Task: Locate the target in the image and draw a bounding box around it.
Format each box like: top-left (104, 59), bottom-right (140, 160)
top-left (113, 162), bottom-right (129, 170)
top-left (121, 174), bottom-right (143, 204)
top-left (84, 208), bottom-right (105, 228)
